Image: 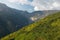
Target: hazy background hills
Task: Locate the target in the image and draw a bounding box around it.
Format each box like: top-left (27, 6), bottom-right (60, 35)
top-left (0, 3), bottom-right (59, 38)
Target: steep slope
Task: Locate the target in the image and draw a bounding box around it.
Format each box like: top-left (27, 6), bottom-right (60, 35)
top-left (1, 12), bottom-right (60, 40)
top-left (0, 3), bottom-right (30, 38)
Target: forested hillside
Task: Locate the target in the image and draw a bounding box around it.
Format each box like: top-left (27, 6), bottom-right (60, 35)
top-left (1, 12), bottom-right (60, 40)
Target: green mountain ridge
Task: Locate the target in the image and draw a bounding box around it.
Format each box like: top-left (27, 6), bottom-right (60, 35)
top-left (1, 12), bottom-right (60, 40)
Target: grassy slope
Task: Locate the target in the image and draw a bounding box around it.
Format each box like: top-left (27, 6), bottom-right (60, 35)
top-left (1, 12), bottom-right (60, 40)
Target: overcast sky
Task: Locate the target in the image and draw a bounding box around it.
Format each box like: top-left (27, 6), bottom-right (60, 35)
top-left (0, 0), bottom-right (60, 12)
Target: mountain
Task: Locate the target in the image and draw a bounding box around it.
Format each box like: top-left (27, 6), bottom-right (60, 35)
top-left (0, 3), bottom-right (31, 38)
top-left (22, 10), bottom-right (59, 21)
top-left (0, 3), bottom-right (45, 38)
top-left (21, 11), bottom-right (44, 22)
top-left (0, 3), bottom-right (60, 38)
top-left (1, 12), bottom-right (60, 40)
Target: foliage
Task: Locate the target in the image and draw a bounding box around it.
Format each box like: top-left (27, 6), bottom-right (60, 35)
top-left (1, 12), bottom-right (60, 40)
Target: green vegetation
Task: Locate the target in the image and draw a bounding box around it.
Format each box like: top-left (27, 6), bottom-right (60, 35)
top-left (1, 12), bottom-right (60, 40)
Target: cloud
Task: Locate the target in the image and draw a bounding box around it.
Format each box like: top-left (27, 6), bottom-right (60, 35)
top-left (7, 0), bottom-right (31, 5)
top-left (52, 2), bottom-right (60, 7)
top-left (7, 0), bottom-right (18, 2)
top-left (34, 6), bottom-right (48, 11)
top-left (18, 0), bottom-right (30, 5)
top-left (31, 0), bottom-right (60, 11)
top-left (28, 0), bottom-right (33, 2)
top-left (30, 0), bottom-right (53, 10)
top-left (7, 0), bottom-right (60, 11)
